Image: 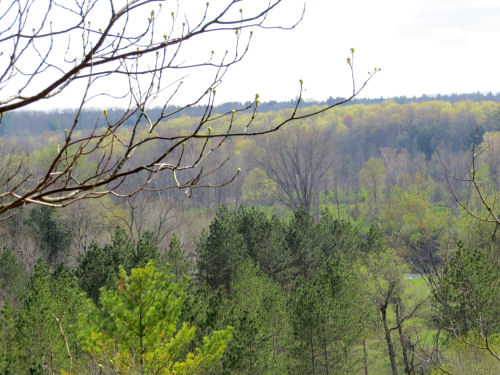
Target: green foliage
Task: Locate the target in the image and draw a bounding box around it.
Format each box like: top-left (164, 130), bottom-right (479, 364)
top-left (197, 207), bottom-right (248, 292)
top-left (365, 224), bottom-right (385, 253)
top-left (432, 242), bottom-right (500, 337)
top-left (362, 247), bottom-right (409, 307)
top-left (183, 261), bottom-right (293, 375)
top-left (228, 261), bottom-right (292, 375)
top-left (16, 260), bottom-right (90, 374)
top-left (197, 206), bottom-right (368, 290)
top-left (79, 262), bottom-right (232, 375)
top-left (164, 234), bottom-right (192, 281)
top-left (360, 247), bottom-right (416, 375)
top-left (75, 240), bottom-right (129, 304)
top-left (193, 206), bottom-right (375, 374)
top-left (27, 206), bottom-right (71, 264)
top-left (241, 168), bottom-right (277, 204)
top-left (290, 256), bottom-right (368, 375)
top-left (0, 247), bottom-right (26, 307)
top-left (197, 206), bottom-right (293, 290)
top-left (433, 333), bottom-right (500, 375)
top-left (0, 303), bottom-right (21, 374)
top-left (76, 227), bottom-right (160, 303)
top-left (359, 157), bottom-right (386, 217)
top-left (231, 206), bottom-right (290, 283)
top-left (315, 209), bottom-right (364, 260)
top-left (380, 173), bottom-right (451, 265)
top-left (285, 207), bottom-right (320, 280)
top-left (4, 97), bottom-right (500, 374)
top-left (134, 230), bottom-right (160, 267)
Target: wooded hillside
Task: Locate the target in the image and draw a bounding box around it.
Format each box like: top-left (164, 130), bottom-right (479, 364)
top-left (1, 98), bottom-right (500, 374)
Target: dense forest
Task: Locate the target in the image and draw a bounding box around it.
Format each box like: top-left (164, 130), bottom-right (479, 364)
top-left (1, 98), bottom-right (500, 374)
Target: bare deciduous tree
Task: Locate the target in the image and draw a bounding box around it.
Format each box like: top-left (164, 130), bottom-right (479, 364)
top-left (440, 126), bottom-right (500, 232)
top-left (0, 0), bottom-right (378, 220)
top-left (257, 126), bottom-right (335, 215)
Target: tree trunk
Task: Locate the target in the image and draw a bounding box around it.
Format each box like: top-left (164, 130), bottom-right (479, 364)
top-left (363, 338), bottom-right (369, 375)
top-left (15, 206), bottom-right (23, 251)
top-left (313, 194), bottom-right (320, 223)
top-left (310, 328), bottom-right (316, 375)
top-left (395, 303), bottom-right (411, 374)
top-left (322, 326), bottom-right (329, 375)
top-left (334, 177), bottom-right (341, 220)
top-left (381, 303), bottom-right (399, 375)
top-left (344, 185), bottom-right (350, 220)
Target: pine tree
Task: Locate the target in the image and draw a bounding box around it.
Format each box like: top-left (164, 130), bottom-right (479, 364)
top-left (165, 234), bottom-right (191, 281)
top-left (79, 262), bottom-right (232, 375)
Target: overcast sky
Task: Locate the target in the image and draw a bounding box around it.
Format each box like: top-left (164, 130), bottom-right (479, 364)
top-left (209, 0), bottom-right (500, 103)
top-left (11, 0), bottom-right (500, 109)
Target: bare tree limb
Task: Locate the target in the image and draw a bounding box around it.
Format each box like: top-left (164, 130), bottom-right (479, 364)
top-left (0, 0), bottom-right (379, 219)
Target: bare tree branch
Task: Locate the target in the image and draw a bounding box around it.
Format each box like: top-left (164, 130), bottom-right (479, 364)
top-left (0, 0), bottom-right (378, 219)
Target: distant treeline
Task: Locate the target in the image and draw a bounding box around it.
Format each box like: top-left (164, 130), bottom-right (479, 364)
top-left (2, 92), bottom-right (500, 137)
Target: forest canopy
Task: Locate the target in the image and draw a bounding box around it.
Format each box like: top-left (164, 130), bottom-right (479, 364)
top-left (1, 95), bottom-right (500, 374)
top-left (1, 2), bottom-right (500, 374)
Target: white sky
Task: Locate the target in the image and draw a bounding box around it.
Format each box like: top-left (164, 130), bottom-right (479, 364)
top-left (210, 0), bottom-right (500, 103)
top-left (8, 0), bottom-right (500, 109)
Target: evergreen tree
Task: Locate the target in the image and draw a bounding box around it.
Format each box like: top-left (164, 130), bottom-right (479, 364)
top-left (76, 227), bottom-right (160, 303)
top-left (134, 230), bottom-right (160, 267)
top-left (0, 247), bottom-right (26, 308)
top-left (16, 261), bottom-right (90, 374)
top-left (0, 303), bottom-right (21, 374)
top-left (27, 207), bottom-right (71, 265)
top-left (165, 234), bottom-right (192, 281)
top-left (365, 224), bottom-right (385, 253)
top-left (291, 256), bottom-right (367, 375)
top-left (197, 207), bottom-right (248, 292)
top-left (78, 262), bottom-right (232, 375)
top-left (75, 240), bottom-right (126, 304)
top-left (285, 207), bottom-right (322, 281)
top-left (227, 261), bottom-right (292, 375)
top-left (186, 260), bottom-right (292, 375)
top-left (433, 242), bottom-right (500, 337)
top-left (315, 209), bottom-right (364, 260)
